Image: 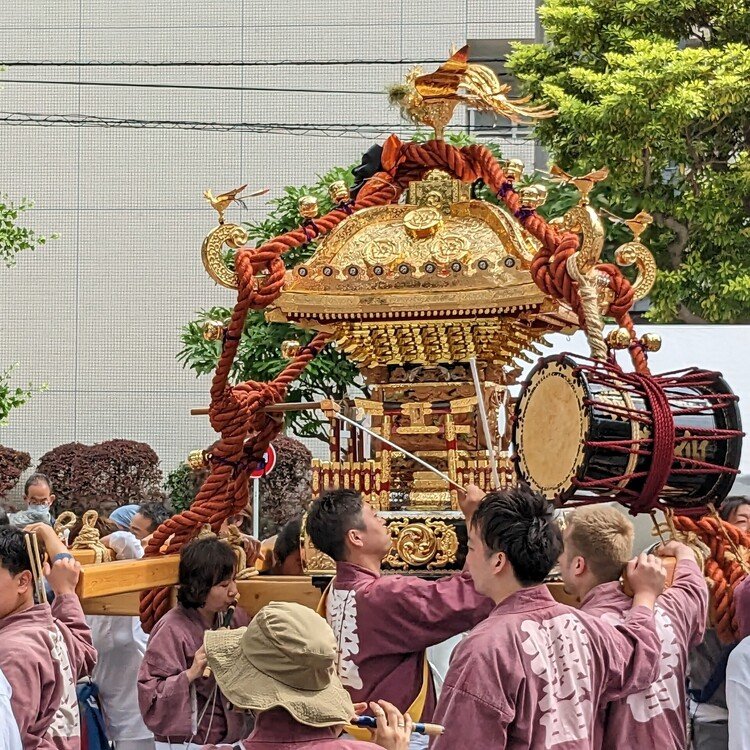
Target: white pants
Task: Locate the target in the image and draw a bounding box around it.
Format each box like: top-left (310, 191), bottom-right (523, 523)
top-left (115, 741), bottom-right (156, 750)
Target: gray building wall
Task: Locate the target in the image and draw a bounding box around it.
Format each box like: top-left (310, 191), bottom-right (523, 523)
top-left (1, 0), bottom-right (538, 488)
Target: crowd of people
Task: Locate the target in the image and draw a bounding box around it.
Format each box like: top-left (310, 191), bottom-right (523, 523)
top-left (1, 471), bottom-right (750, 749)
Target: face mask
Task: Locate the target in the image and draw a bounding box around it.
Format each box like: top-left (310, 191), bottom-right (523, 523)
top-left (28, 504), bottom-right (50, 515)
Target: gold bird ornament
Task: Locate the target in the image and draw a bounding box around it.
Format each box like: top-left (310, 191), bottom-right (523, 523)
top-left (624, 211), bottom-right (654, 239)
top-left (388, 45), bottom-right (555, 140)
top-left (549, 165), bottom-right (610, 202)
top-left (203, 185), bottom-right (270, 224)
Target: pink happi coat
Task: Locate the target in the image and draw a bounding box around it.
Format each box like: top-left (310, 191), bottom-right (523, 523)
top-left (204, 708), bottom-right (374, 750)
top-left (0, 593), bottom-right (97, 750)
top-left (581, 559), bottom-right (708, 750)
top-left (431, 585), bottom-right (662, 750)
top-left (137, 604), bottom-right (250, 745)
top-left (326, 562), bottom-right (493, 721)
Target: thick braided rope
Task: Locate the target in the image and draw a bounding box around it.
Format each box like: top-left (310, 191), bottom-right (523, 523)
top-left (139, 175), bottom-right (406, 631)
top-left (140, 137), bottom-right (649, 629)
top-left (672, 514), bottom-right (750, 643)
top-left (373, 137), bottom-right (648, 374)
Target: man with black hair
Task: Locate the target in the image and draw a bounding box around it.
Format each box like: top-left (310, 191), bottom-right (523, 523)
top-left (138, 534), bottom-right (249, 748)
top-left (129, 502), bottom-right (171, 541)
top-left (8, 472), bottom-right (56, 526)
top-left (0, 524), bottom-right (97, 749)
top-left (431, 486), bottom-right (666, 750)
top-left (305, 487), bottom-right (492, 748)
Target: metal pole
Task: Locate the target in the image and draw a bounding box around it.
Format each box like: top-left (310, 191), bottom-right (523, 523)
top-left (252, 478), bottom-right (260, 539)
top-left (469, 357), bottom-right (501, 489)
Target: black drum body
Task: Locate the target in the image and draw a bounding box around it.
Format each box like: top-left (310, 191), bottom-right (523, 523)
top-left (513, 354), bottom-right (743, 512)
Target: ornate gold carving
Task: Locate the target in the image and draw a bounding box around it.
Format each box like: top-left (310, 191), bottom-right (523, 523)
top-left (549, 166), bottom-right (609, 204)
top-left (640, 332), bottom-right (662, 352)
top-left (606, 327), bottom-right (632, 350)
top-left (615, 241), bottom-right (657, 301)
top-left (404, 207), bottom-right (444, 239)
top-left (280, 340), bottom-right (301, 358)
top-left (298, 195), bottom-right (319, 219)
top-left (503, 159), bottom-right (524, 181)
top-left (518, 185), bottom-right (548, 209)
top-left (335, 319), bottom-right (549, 369)
top-left (202, 320), bottom-right (225, 342)
top-left (329, 180), bottom-right (350, 203)
top-left (201, 223), bottom-right (248, 289)
top-left (187, 449), bottom-right (207, 470)
top-left (384, 519), bottom-right (459, 570)
top-left (549, 204), bottom-right (605, 272)
top-left (407, 170), bottom-right (471, 212)
top-left (204, 185), bottom-right (247, 225)
top-left (389, 46), bottom-right (554, 140)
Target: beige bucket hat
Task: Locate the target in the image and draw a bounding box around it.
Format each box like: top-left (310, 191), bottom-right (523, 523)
top-left (204, 600), bottom-right (356, 727)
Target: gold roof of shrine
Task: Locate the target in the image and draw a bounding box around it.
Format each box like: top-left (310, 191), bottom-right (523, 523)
top-left (267, 170), bottom-right (578, 368)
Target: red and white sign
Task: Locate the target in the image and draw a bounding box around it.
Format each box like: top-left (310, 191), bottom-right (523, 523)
top-left (249, 445), bottom-right (277, 479)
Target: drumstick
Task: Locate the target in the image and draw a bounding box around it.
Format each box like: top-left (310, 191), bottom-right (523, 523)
top-left (24, 532), bottom-right (47, 604)
top-left (334, 412), bottom-right (465, 491)
top-left (469, 357), bottom-right (501, 490)
top-left (203, 599), bottom-right (238, 678)
top-left (350, 716), bottom-right (445, 736)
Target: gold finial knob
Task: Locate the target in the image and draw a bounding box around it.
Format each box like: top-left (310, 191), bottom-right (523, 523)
top-left (298, 195), bottom-right (319, 219)
top-left (504, 159), bottom-right (524, 181)
top-left (187, 449), bottom-right (207, 471)
top-left (281, 340), bottom-right (301, 359)
top-left (640, 333), bottom-right (662, 352)
top-left (606, 327), bottom-right (632, 350)
top-left (202, 321), bottom-right (226, 342)
top-left (328, 180), bottom-right (350, 203)
top-left (518, 184), bottom-right (548, 209)
top-left (404, 207), bottom-right (443, 239)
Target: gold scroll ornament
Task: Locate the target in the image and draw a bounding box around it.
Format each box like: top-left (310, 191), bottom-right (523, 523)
top-left (383, 518), bottom-right (459, 571)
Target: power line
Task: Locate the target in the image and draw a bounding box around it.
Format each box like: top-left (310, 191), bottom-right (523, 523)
top-left (1, 58), bottom-right (508, 67)
top-left (0, 78), bottom-right (385, 95)
top-left (0, 111), bottom-right (528, 140)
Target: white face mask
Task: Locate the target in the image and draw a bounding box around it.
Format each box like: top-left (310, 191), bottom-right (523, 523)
top-left (27, 504), bottom-right (50, 516)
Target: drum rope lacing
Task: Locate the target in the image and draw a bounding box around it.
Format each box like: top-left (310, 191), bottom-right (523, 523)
top-left (561, 357), bottom-right (742, 516)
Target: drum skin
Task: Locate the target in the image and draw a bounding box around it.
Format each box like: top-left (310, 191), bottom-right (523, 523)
top-left (513, 354), bottom-right (743, 510)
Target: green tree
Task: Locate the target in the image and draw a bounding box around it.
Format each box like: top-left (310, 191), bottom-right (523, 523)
top-left (508, 1), bottom-right (750, 323)
top-left (1, 195), bottom-right (55, 424)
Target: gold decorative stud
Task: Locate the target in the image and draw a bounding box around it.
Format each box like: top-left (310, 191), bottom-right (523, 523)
top-left (404, 207), bottom-right (443, 239)
top-left (281, 340), bottom-right (301, 359)
top-left (640, 333), bottom-right (662, 352)
top-left (202, 321), bottom-right (226, 342)
top-left (606, 327), bottom-right (632, 350)
top-left (328, 180), bottom-right (350, 203)
top-left (518, 184), bottom-right (548, 209)
top-left (504, 159), bottom-right (525, 181)
top-left (187, 449), bottom-right (207, 471)
top-left (298, 195), bottom-right (319, 219)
